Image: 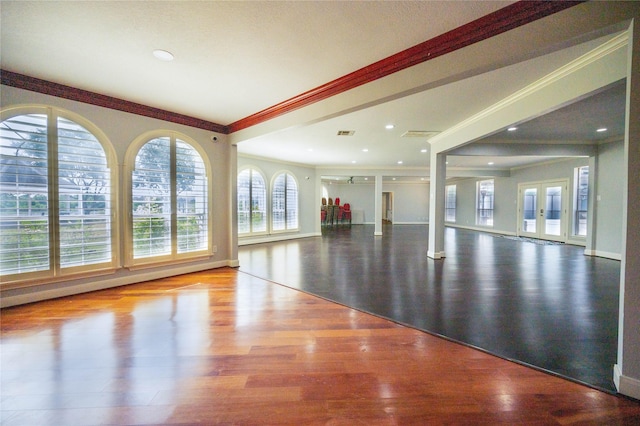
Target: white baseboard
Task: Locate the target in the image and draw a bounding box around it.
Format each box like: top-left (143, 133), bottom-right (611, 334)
top-left (1, 260), bottom-right (230, 308)
top-left (614, 364), bottom-right (640, 400)
top-left (584, 249), bottom-right (622, 261)
top-left (238, 232), bottom-right (320, 246)
top-left (566, 238), bottom-right (586, 247)
top-left (445, 223), bottom-right (517, 236)
top-left (427, 250), bottom-right (446, 259)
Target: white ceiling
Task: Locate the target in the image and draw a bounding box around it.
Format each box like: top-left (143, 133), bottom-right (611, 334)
top-left (0, 1), bottom-right (634, 178)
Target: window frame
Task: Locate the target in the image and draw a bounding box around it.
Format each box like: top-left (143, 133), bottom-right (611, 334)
top-left (445, 184), bottom-right (457, 223)
top-left (0, 105), bottom-right (119, 288)
top-left (271, 171), bottom-right (299, 233)
top-left (124, 130), bottom-right (212, 269)
top-left (237, 166), bottom-right (268, 236)
top-left (573, 165), bottom-right (589, 237)
top-left (476, 179), bottom-right (494, 227)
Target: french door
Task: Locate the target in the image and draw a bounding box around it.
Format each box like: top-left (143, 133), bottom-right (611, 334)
top-left (517, 180), bottom-right (568, 242)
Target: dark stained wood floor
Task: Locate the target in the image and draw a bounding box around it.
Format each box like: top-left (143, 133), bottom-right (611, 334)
top-left (2, 268), bottom-right (639, 425)
top-left (238, 225), bottom-right (623, 393)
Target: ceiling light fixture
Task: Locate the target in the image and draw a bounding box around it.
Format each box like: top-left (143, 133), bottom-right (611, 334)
top-left (488, 162), bottom-right (495, 165)
top-left (362, 148), bottom-right (369, 152)
top-left (420, 149), bottom-right (427, 153)
top-left (153, 49), bottom-right (174, 61)
top-left (597, 127), bottom-right (608, 132)
top-left (351, 160), bottom-right (356, 164)
top-left (397, 161), bottom-right (403, 164)
top-left (508, 127), bottom-right (517, 131)
top-left (385, 124), bottom-right (395, 130)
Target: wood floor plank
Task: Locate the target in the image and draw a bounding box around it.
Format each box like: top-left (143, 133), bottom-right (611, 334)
top-left (1, 267), bottom-right (639, 425)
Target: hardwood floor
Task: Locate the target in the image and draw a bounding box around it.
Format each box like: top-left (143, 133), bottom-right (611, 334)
top-left (238, 225), bottom-right (623, 393)
top-left (2, 267), bottom-right (639, 425)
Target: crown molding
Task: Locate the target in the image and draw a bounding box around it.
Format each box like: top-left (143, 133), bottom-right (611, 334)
top-left (0, 70), bottom-right (229, 134)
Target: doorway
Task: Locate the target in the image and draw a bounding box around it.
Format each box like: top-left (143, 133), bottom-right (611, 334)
top-left (382, 191), bottom-right (393, 223)
top-left (517, 180), bottom-right (568, 242)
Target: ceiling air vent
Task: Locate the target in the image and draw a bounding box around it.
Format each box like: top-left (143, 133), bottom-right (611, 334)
top-left (401, 130), bottom-right (440, 139)
top-left (337, 130), bottom-right (355, 136)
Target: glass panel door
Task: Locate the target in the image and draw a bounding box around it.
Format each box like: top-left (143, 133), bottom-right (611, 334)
top-left (541, 182), bottom-right (566, 242)
top-left (518, 180), bottom-right (567, 242)
top-left (521, 187), bottom-right (538, 236)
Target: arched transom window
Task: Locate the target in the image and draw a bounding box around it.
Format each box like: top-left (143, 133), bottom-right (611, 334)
top-left (0, 108), bottom-right (115, 285)
top-left (272, 172), bottom-right (298, 231)
top-left (237, 168), bottom-right (266, 235)
top-left (131, 135), bottom-right (209, 262)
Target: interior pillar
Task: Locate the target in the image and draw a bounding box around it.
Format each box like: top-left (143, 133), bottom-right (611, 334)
top-left (315, 174), bottom-right (322, 235)
top-left (614, 17), bottom-right (640, 400)
top-left (584, 154), bottom-right (598, 256)
top-left (374, 174), bottom-right (383, 236)
top-left (228, 143), bottom-right (239, 267)
top-left (427, 152), bottom-right (446, 259)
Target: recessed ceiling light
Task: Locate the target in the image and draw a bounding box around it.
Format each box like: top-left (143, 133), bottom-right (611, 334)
top-left (420, 149), bottom-right (427, 153)
top-left (507, 127), bottom-right (517, 131)
top-left (420, 178), bottom-right (425, 181)
top-left (362, 148), bottom-right (369, 152)
top-left (488, 162), bottom-right (495, 165)
top-left (446, 161), bottom-right (449, 165)
top-left (597, 127), bottom-right (608, 132)
top-left (153, 49), bottom-right (174, 61)
top-left (392, 178), bottom-right (396, 181)
top-left (364, 177), bottom-right (368, 181)
top-left (351, 160), bottom-right (356, 164)
top-left (307, 148), bottom-right (313, 152)
top-left (385, 124), bottom-right (395, 130)
top-left (397, 160), bottom-right (403, 164)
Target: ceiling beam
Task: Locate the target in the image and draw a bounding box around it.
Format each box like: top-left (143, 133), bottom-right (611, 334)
top-left (227, 1), bottom-right (583, 134)
top-left (429, 31), bottom-right (629, 155)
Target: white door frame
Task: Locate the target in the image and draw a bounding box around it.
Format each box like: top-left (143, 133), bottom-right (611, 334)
top-left (517, 179), bottom-right (568, 242)
top-left (382, 191), bottom-right (393, 223)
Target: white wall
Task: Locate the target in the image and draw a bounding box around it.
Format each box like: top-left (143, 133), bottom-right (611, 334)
top-left (324, 182), bottom-right (375, 223)
top-left (324, 181), bottom-right (430, 224)
top-left (595, 140), bottom-right (625, 256)
top-left (1, 86), bottom-right (233, 307)
top-left (381, 182), bottom-right (429, 224)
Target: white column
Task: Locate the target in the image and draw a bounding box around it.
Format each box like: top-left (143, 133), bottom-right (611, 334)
top-left (615, 17), bottom-right (640, 400)
top-left (228, 143), bottom-right (239, 267)
top-left (315, 174), bottom-right (322, 235)
top-left (427, 152), bottom-right (446, 259)
top-left (584, 154), bottom-right (598, 256)
top-left (374, 174), bottom-right (383, 236)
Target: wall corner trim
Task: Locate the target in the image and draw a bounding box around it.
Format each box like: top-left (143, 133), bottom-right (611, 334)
top-left (614, 364), bottom-right (640, 400)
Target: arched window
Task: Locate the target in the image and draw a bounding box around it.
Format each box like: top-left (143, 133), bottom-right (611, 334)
top-left (272, 172), bottom-right (298, 231)
top-left (237, 168), bottom-right (266, 234)
top-left (0, 108), bottom-right (116, 285)
top-left (129, 134), bottom-right (209, 263)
